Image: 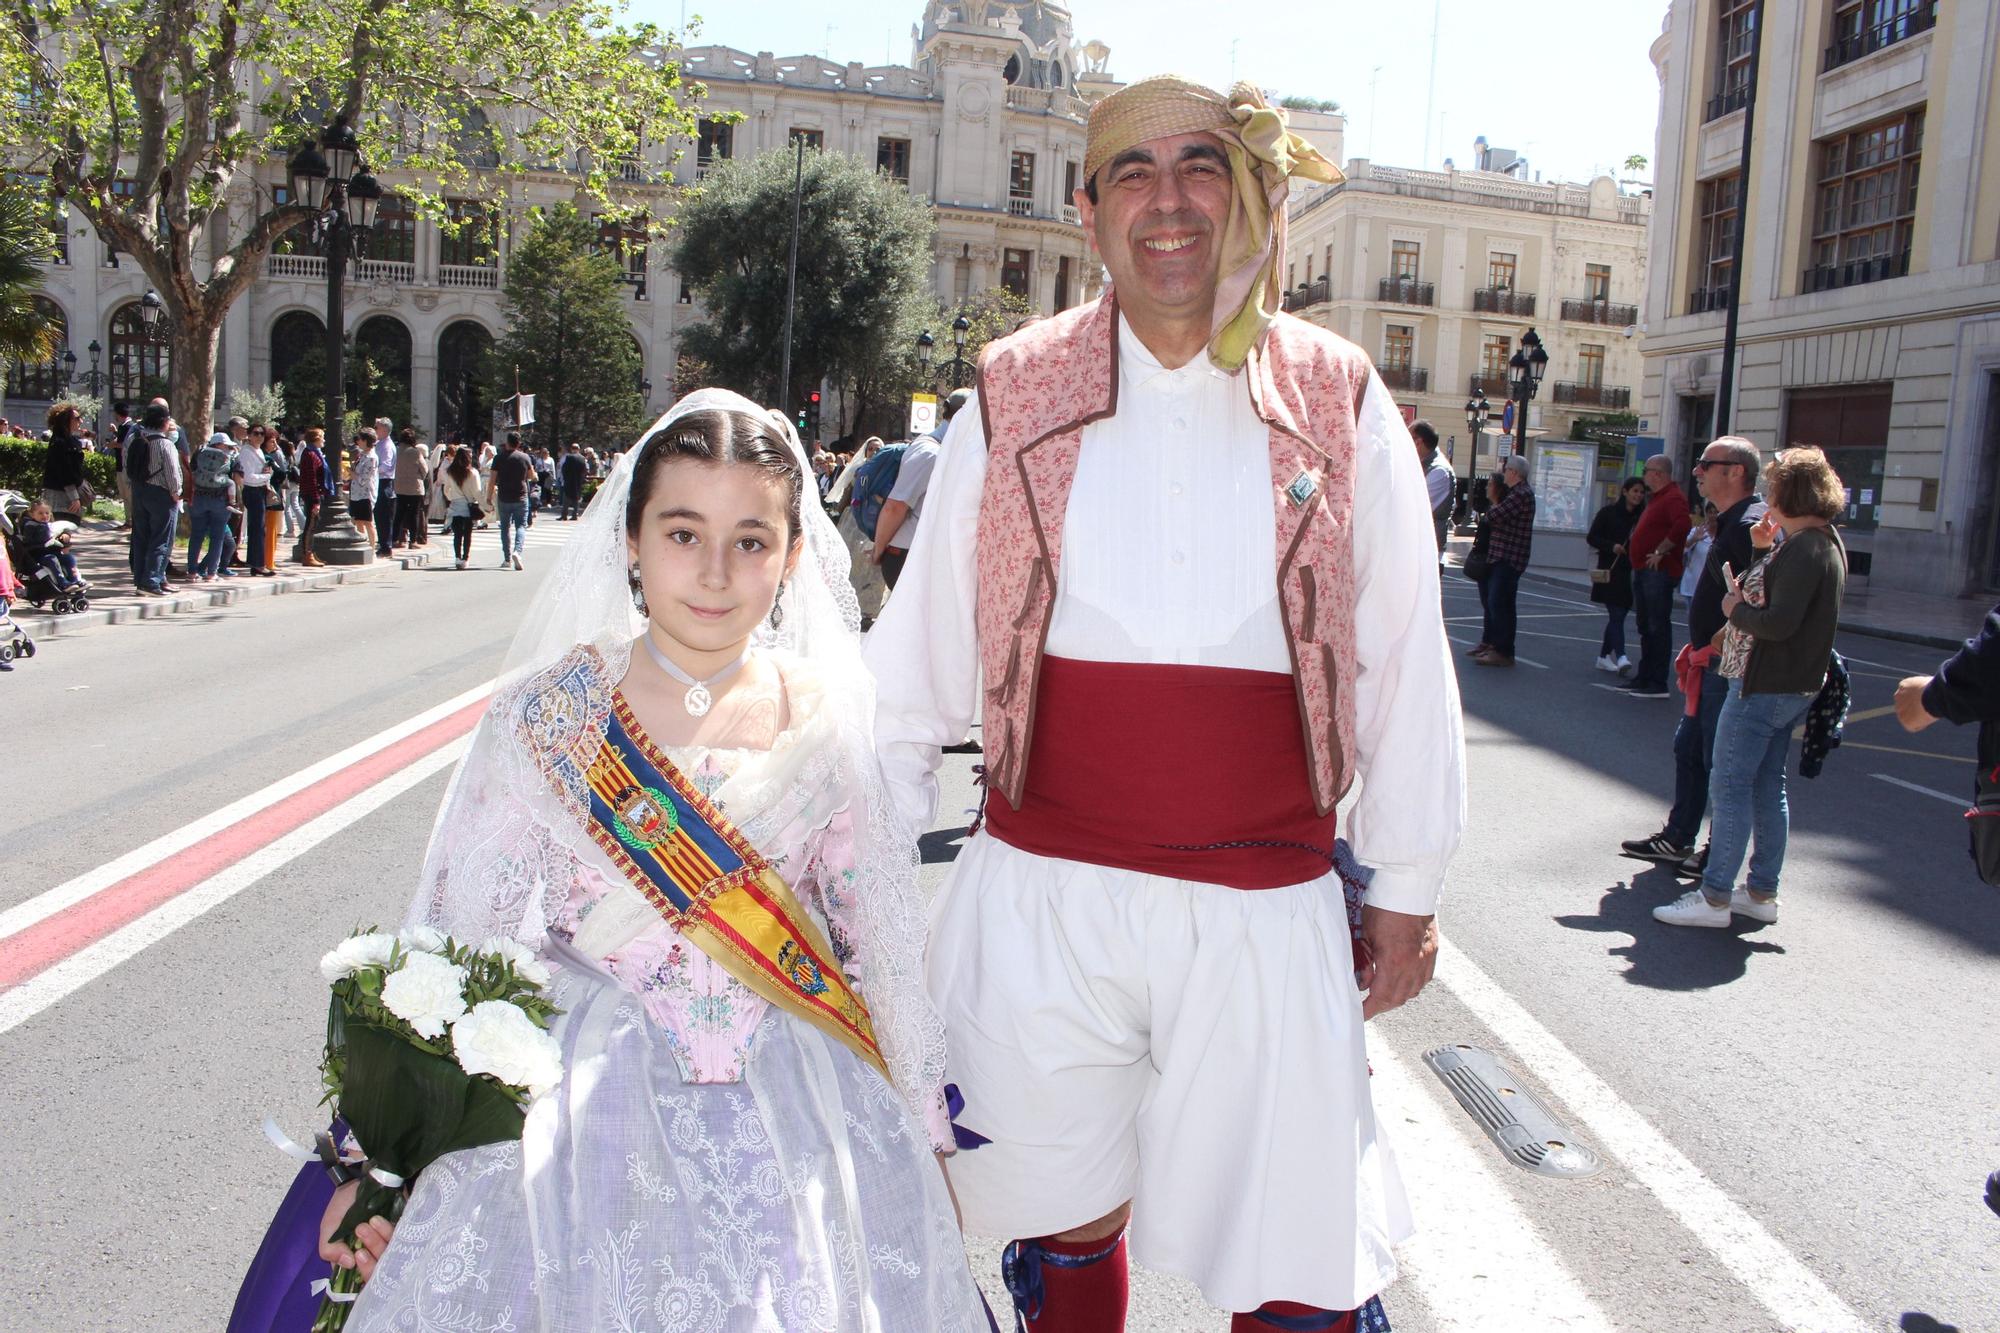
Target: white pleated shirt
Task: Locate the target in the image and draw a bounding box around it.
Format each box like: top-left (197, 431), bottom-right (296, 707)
top-left (865, 317), bottom-right (1466, 914)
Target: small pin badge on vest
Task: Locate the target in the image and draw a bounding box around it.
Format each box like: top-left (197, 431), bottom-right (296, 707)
top-left (1285, 470), bottom-right (1319, 508)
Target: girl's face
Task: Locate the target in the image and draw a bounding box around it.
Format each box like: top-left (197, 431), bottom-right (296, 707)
top-left (1624, 484), bottom-right (1644, 506)
top-left (627, 458), bottom-right (801, 658)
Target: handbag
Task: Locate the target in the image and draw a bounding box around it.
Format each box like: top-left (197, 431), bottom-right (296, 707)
top-left (1462, 519), bottom-right (1493, 582)
top-left (1589, 568), bottom-right (1611, 584)
top-left (467, 502), bottom-right (486, 522)
top-left (1968, 759), bottom-right (2000, 887)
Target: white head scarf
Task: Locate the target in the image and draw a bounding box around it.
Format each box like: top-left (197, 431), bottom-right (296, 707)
top-left (402, 386), bottom-right (948, 1128)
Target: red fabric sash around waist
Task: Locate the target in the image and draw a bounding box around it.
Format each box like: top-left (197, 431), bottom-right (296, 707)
top-left (984, 655), bottom-right (1336, 890)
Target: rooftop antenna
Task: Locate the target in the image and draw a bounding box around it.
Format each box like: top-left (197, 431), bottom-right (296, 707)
top-left (1367, 64), bottom-right (1383, 159)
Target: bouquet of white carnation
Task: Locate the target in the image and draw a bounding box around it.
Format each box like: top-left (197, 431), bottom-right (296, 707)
top-left (308, 927), bottom-right (562, 1331)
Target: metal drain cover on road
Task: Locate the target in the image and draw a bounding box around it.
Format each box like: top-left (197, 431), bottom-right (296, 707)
top-left (1422, 1043), bottom-right (1602, 1178)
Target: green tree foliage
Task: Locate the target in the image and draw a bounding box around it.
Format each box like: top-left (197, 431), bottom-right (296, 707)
top-left (845, 284), bottom-right (1033, 439)
top-left (278, 337), bottom-right (411, 434)
top-left (670, 145), bottom-right (936, 423)
top-left (0, 187), bottom-right (59, 367)
top-left (0, 0), bottom-right (700, 441)
top-left (493, 204), bottom-right (643, 451)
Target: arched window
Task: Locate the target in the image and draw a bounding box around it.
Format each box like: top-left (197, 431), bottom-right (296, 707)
top-left (7, 297), bottom-right (66, 401)
top-left (269, 310), bottom-right (325, 388)
top-left (108, 301), bottom-right (169, 404)
top-left (352, 315), bottom-right (413, 427)
top-left (435, 320), bottom-right (493, 441)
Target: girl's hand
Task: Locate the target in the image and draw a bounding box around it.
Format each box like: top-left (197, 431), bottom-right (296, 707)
top-left (318, 1180), bottom-right (396, 1283)
top-left (1720, 560), bottom-right (1744, 616)
top-left (1750, 511), bottom-right (1779, 550)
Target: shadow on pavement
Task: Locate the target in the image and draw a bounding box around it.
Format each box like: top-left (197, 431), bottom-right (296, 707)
top-left (1447, 593), bottom-right (2000, 958)
top-left (1553, 869), bottom-right (1787, 989)
top-left (1900, 1314), bottom-right (1960, 1333)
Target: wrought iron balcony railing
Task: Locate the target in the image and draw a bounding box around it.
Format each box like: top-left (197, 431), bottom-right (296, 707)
top-left (1473, 287), bottom-right (1536, 316)
top-left (1552, 381), bottom-right (1631, 409)
top-left (1560, 297), bottom-right (1639, 326)
top-left (1379, 277), bottom-right (1434, 306)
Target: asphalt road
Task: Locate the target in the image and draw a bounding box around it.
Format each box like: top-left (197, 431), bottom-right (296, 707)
top-left (3, 538), bottom-right (1995, 1332)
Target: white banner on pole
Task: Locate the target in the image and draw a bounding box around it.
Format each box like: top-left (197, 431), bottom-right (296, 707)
top-left (908, 393), bottom-right (938, 438)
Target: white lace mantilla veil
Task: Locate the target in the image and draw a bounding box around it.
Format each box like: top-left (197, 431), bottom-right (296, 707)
top-left (402, 386), bottom-right (949, 1129)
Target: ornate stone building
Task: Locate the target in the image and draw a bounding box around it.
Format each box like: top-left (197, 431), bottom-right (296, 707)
top-left (5, 0), bottom-right (1115, 437)
top-left (1639, 0), bottom-right (2000, 593)
top-left (1281, 159), bottom-right (1653, 483)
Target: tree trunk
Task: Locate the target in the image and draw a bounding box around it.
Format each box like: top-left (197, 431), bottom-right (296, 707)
top-left (171, 316), bottom-right (223, 443)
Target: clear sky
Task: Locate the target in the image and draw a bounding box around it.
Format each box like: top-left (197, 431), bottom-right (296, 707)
top-left (627, 0), bottom-right (1668, 186)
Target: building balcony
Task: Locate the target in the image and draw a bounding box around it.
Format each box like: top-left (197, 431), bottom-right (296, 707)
top-left (1552, 381), bottom-right (1630, 409)
top-left (266, 253), bottom-right (327, 280)
top-left (1561, 297), bottom-right (1639, 326)
top-left (1704, 84), bottom-right (1749, 123)
top-left (439, 263), bottom-right (501, 289)
top-left (1060, 204), bottom-right (1081, 225)
top-left (1824, 0), bottom-right (1935, 71)
top-left (355, 259), bottom-right (415, 284)
top-left (1472, 287), bottom-right (1536, 317)
top-left (1379, 365), bottom-right (1429, 393)
top-left (694, 156), bottom-right (722, 180)
top-left (1801, 249), bottom-right (1910, 294)
top-left (1685, 285), bottom-right (1732, 315)
top-left (1282, 277), bottom-right (1331, 312)
top-left (1469, 373), bottom-right (1510, 398)
top-left (1007, 195), bottom-right (1034, 217)
top-left (1378, 277), bottom-right (1434, 306)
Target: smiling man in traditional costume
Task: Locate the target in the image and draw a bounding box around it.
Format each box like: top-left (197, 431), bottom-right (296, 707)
top-left (866, 75), bottom-right (1467, 1333)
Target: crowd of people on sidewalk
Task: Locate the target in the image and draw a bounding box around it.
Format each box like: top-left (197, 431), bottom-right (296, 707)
top-left (54, 398), bottom-right (627, 596)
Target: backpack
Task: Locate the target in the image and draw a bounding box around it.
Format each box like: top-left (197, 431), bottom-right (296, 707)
top-left (192, 443), bottom-right (236, 494)
top-left (849, 443), bottom-right (908, 538)
top-left (125, 429), bottom-right (154, 482)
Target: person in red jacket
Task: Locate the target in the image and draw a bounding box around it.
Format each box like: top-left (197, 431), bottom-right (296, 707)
top-left (1621, 454), bottom-right (1691, 698)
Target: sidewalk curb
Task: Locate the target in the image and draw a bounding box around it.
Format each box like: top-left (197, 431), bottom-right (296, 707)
top-left (1509, 567), bottom-right (1964, 654)
top-left (17, 548), bottom-right (440, 637)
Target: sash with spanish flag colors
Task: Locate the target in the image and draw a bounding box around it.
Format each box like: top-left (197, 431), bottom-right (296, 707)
top-left (583, 695), bottom-right (888, 1081)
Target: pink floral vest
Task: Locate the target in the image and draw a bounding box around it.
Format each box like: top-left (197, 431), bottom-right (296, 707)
top-left (974, 293), bottom-right (1369, 818)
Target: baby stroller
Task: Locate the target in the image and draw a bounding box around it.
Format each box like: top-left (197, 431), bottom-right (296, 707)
top-left (0, 595), bottom-right (33, 667)
top-left (0, 490), bottom-right (89, 616)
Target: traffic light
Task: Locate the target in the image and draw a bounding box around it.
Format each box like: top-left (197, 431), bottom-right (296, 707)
top-left (807, 390), bottom-right (822, 441)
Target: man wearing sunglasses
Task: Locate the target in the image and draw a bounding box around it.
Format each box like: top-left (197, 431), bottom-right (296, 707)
top-left (1622, 437), bottom-right (1765, 873)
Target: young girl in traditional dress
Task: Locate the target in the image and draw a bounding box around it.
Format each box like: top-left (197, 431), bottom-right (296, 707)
top-left (319, 388), bottom-right (985, 1331)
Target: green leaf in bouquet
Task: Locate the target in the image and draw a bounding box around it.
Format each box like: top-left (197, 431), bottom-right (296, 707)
top-left (324, 1016), bottom-right (530, 1244)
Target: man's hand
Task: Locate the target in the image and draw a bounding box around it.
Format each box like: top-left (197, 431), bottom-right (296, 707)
top-left (1359, 905), bottom-right (1438, 1020)
top-left (1896, 675), bottom-right (1938, 732)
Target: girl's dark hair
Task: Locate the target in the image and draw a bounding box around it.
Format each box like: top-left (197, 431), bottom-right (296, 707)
top-left (1488, 470), bottom-right (1512, 499)
top-left (627, 408), bottom-right (804, 542)
top-left (447, 446), bottom-right (475, 483)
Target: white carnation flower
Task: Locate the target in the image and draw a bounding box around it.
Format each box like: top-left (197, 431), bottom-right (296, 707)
top-left (399, 924), bottom-right (449, 954)
top-left (320, 931), bottom-right (400, 984)
top-left (452, 1000), bottom-right (565, 1097)
top-left (379, 951), bottom-right (469, 1040)
top-left (479, 936), bottom-right (553, 988)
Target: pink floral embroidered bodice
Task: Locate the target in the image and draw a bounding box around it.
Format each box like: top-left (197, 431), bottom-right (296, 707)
top-left (549, 705), bottom-right (862, 1085)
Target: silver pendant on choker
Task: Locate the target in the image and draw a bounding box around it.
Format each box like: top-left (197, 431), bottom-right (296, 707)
top-left (641, 634), bottom-right (747, 718)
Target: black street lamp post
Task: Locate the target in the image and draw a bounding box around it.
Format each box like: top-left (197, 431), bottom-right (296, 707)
top-left (915, 314), bottom-right (975, 392)
top-left (1463, 391), bottom-right (1490, 519)
top-left (288, 115), bottom-right (382, 565)
top-left (1506, 327), bottom-right (1549, 461)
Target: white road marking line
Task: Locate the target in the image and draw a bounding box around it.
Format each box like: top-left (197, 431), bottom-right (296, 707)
top-left (1370, 1036), bottom-right (1616, 1332)
top-left (0, 738), bottom-right (469, 1037)
top-left (1590, 682), bottom-right (1670, 697)
top-left (0, 680), bottom-right (495, 942)
top-left (1835, 651), bottom-right (1937, 672)
top-left (1446, 636), bottom-right (1549, 669)
top-left (1871, 773), bottom-right (1968, 807)
top-left (1433, 939), bottom-right (1869, 1333)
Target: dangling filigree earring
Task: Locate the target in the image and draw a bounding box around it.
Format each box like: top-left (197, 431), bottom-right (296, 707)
top-left (768, 584), bottom-right (785, 631)
top-left (630, 563), bottom-right (647, 615)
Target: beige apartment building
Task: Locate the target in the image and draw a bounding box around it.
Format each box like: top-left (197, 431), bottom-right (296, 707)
top-left (1281, 161), bottom-right (1653, 481)
top-left (5, 0), bottom-right (1117, 439)
top-left (1639, 0), bottom-right (2000, 593)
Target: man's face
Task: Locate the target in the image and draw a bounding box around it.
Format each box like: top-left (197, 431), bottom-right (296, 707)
top-left (1077, 132), bottom-right (1234, 327)
top-left (1695, 446), bottom-right (1745, 502)
top-left (1643, 460), bottom-right (1671, 494)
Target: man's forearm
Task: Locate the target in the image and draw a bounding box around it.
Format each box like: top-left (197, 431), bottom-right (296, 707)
top-left (874, 499), bottom-right (911, 551)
